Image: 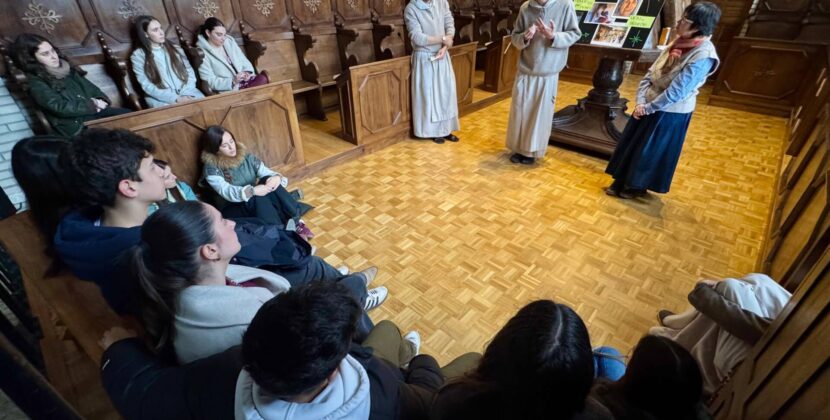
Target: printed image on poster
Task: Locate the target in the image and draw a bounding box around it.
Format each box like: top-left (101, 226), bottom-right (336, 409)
top-left (613, 0), bottom-right (642, 18)
top-left (591, 23), bottom-right (629, 47)
top-left (585, 2), bottom-right (617, 24)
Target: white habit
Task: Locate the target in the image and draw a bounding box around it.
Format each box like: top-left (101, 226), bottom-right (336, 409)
top-left (506, 0), bottom-right (580, 158)
top-left (405, 0), bottom-right (460, 139)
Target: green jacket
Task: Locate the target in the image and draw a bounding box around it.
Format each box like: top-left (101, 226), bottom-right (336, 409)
top-left (27, 69), bottom-right (110, 137)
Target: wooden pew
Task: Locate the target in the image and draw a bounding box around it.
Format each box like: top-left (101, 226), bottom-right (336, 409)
top-left (336, 55), bottom-right (411, 145)
top-left (451, 42), bottom-right (478, 111)
top-left (0, 213), bottom-right (128, 416)
top-left (450, 0), bottom-right (477, 45)
top-left (370, 0), bottom-right (408, 60)
top-left (85, 81), bottom-right (305, 189)
top-left (481, 34), bottom-right (520, 94)
top-left (333, 0), bottom-right (379, 69)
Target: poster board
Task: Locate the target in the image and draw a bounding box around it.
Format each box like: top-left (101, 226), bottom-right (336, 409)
top-left (574, 0), bottom-right (664, 49)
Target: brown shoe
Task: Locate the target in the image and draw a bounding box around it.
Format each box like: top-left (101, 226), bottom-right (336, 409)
top-left (657, 309), bottom-right (675, 326)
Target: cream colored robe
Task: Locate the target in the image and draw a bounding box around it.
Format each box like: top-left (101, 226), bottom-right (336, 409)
top-left (506, 0), bottom-right (580, 158)
top-left (405, 0), bottom-right (460, 138)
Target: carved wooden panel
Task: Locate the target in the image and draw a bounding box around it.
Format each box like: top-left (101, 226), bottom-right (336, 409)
top-left (306, 34), bottom-right (342, 80)
top-left (85, 81), bottom-right (305, 187)
top-left (711, 220), bottom-right (830, 418)
top-left (88, 0), bottom-right (164, 45)
top-left (450, 41), bottom-right (476, 108)
top-left (371, 0), bottom-right (404, 22)
top-left (333, 0), bottom-right (371, 24)
top-left (288, 0), bottom-right (334, 28)
top-left (709, 38), bottom-right (825, 116)
top-left (450, 0), bottom-right (476, 12)
top-left (238, 0), bottom-right (292, 31)
top-left (345, 55), bottom-right (410, 144)
top-left (3, 0), bottom-right (92, 51)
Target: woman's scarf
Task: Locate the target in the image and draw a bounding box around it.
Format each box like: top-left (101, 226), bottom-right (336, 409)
top-left (44, 59), bottom-right (71, 79)
top-left (663, 36), bottom-right (706, 70)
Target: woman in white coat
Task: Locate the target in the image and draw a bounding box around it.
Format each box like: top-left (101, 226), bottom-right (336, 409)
top-left (196, 17), bottom-right (269, 93)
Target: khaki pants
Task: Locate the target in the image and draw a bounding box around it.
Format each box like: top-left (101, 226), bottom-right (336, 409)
top-left (363, 320), bottom-right (481, 380)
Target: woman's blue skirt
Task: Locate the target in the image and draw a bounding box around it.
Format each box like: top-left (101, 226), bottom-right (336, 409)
top-left (605, 111), bottom-right (693, 194)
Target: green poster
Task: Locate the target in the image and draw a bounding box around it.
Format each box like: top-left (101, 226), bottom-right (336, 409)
top-left (574, 0), bottom-right (595, 12)
top-left (627, 15), bottom-right (656, 28)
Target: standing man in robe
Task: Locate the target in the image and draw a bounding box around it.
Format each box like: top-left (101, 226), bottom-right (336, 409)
top-left (405, 0), bottom-right (460, 144)
top-left (506, 0), bottom-right (580, 164)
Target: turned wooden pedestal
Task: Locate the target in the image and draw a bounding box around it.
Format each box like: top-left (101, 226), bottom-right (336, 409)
top-left (550, 46), bottom-right (643, 157)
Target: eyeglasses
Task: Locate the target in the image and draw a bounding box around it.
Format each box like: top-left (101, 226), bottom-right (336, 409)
top-left (678, 17), bottom-right (694, 24)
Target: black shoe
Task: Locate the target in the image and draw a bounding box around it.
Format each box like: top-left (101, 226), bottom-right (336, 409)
top-left (444, 134), bottom-right (459, 142)
top-left (520, 155), bottom-right (535, 165)
top-left (432, 137), bottom-right (445, 144)
top-left (510, 153), bottom-right (524, 163)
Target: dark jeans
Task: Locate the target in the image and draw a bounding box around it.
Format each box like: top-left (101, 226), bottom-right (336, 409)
top-left (221, 186), bottom-right (311, 228)
top-left (279, 256), bottom-right (373, 341)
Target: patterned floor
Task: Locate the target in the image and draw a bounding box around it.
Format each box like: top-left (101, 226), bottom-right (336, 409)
top-left (296, 77), bottom-right (786, 364)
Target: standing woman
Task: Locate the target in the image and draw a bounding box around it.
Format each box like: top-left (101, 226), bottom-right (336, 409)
top-left (196, 17), bottom-right (269, 93)
top-left (505, 0), bottom-right (581, 165)
top-left (404, 0), bottom-right (460, 144)
top-left (130, 15), bottom-right (204, 108)
top-left (11, 34), bottom-right (131, 137)
top-left (605, 2), bottom-right (721, 199)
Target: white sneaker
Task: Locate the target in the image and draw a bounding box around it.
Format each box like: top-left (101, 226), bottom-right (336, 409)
top-left (364, 286), bottom-right (388, 311)
top-left (337, 265), bottom-right (349, 275)
top-left (358, 266), bottom-right (378, 287)
top-left (310, 245), bottom-right (317, 256)
top-left (403, 331), bottom-right (421, 356)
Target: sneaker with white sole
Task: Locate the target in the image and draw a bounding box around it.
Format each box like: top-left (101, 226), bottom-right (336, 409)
top-left (358, 266), bottom-right (378, 287)
top-left (363, 286), bottom-right (388, 311)
top-left (337, 265), bottom-right (349, 276)
top-left (403, 331), bottom-right (421, 356)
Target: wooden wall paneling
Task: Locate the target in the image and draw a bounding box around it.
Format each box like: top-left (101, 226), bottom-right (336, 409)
top-left (711, 217), bottom-right (830, 419)
top-left (708, 38), bottom-right (824, 117)
top-left (704, 0), bottom-right (754, 58)
top-left (481, 34), bottom-right (518, 93)
top-left (85, 81), bottom-right (304, 188)
top-left (344, 55), bottom-right (410, 145)
top-left (167, 0), bottom-right (236, 39)
top-left (764, 166), bottom-right (830, 290)
top-left (786, 63), bottom-right (829, 156)
top-left (451, 41), bottom-right (476, 109)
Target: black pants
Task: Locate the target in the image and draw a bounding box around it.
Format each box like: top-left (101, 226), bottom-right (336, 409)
top-left (221, 186), bottom-right (304, 227)
top-left (278, 256), bottom-right (374, 341)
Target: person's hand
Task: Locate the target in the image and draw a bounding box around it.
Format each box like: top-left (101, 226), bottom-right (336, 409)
top-left (175, 96), bottom-right (193, 104)
top-left (523, 24), bottom-right (537, 42)
top-left (253, 184), bottom-right (272, 196)
top-left (434, 46), bottom-right (448, 60)
top-left (442, 35), bottom-right (453, 48)
top-left (264, 175), bottom-right (282, 189)
top-left (93, 98), bottom-right (109, 111)
top-left (536, 18), bottom-right (556, 40)
top-left (632, 104), bottom-right (647, 119)
top-left (99, 327), bottom-right (137, 350)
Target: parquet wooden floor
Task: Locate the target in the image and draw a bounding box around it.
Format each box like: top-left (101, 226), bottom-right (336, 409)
top-left (297, 77), bottom-right (787, 363)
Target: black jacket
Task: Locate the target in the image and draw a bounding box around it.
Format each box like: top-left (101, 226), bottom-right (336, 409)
top-left (101, 340), bottom-right (444, 420)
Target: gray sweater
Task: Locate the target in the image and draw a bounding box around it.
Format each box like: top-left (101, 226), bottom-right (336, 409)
top-left (510, 0), bottom-right (581, 77)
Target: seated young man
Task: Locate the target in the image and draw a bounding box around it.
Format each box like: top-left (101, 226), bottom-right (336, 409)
top-left (100, 282), bottom-right (480, 420)
top-left (53, 128), bottom-right (386, 316)
top-left (54, 128), bottom-right (167, 313)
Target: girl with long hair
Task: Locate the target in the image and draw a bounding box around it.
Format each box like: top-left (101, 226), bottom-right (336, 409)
top-left (431, 299), bottom-right (597, 419)
top-left (130, 15), bottom-right (204, 108)
top-left (11, 34), bottom-right (130, 136)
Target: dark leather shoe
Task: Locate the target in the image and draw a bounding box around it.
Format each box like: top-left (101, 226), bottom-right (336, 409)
top-left (432, 137), bottom-right (445, 144)
top-left (444, 134), bottom-right (459, 142)
top-left (510, 153), bottom-right (524, 163)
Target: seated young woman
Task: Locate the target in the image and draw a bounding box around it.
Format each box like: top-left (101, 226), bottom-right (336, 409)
top-left (130, 201), bottom-right (384, 363)
top-left (130, 15), bottom-right (204, 108)
top-left (200, 125), bottom-right (313, 238)
top-left (196, 17), bottom-right (269, 93)
top-left (590, 335), bottom-right (709, 420)
top-left (430, 299), bottom-right (608, 420)
top-left (11, 34), bottom-right (131, 137)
